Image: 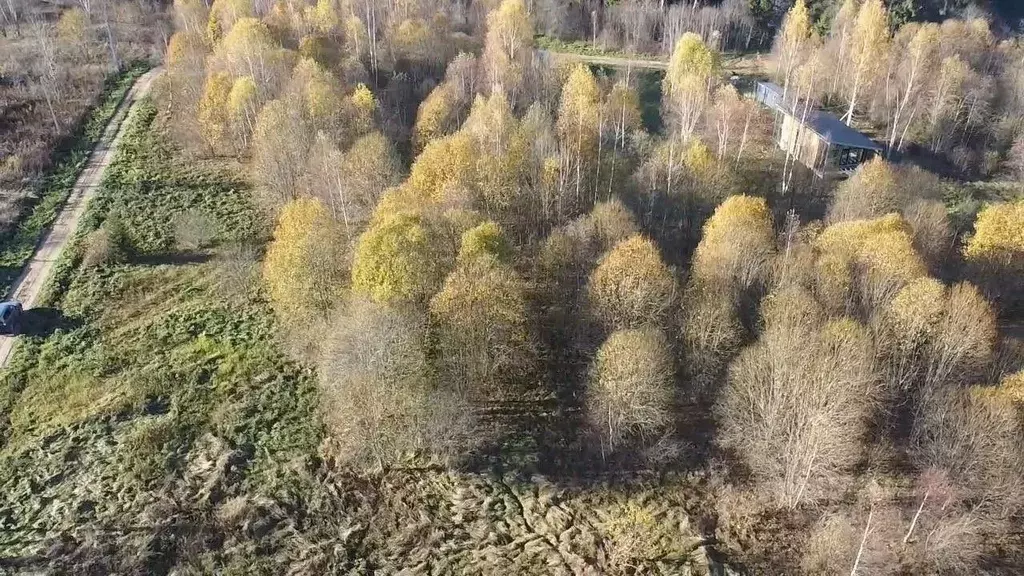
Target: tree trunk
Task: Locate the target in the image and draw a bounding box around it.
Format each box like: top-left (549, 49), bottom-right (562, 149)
top-left (850, 507), bottom-right (874, 576)
top-left (903, 491), bottom-right (929, 544)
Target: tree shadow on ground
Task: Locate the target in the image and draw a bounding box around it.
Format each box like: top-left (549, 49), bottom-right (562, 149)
top-left (19, 307), bottom-right (82, 337)
top-left (132, 250), bottom-right (213, 267)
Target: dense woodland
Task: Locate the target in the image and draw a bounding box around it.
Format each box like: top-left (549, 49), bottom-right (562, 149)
top-left (0, 0), bottom-right (1022, 573)
top-left (139, 0), bottom-right (1024, 572)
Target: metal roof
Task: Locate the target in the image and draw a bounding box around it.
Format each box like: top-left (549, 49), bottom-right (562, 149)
top-left (755, 81), bottom-right (882, 151)
top-left (798, 108), bottom-right (883, 151)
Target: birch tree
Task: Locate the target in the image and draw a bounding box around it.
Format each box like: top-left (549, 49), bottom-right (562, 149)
top-left (772, 0), bottom-right (814, 100)
top-left (842, 0), bottom-right (889, 125)
top-left (885, 23), bottom-right (940, 155)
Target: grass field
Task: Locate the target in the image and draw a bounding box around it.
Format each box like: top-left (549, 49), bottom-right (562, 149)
top-left (0, 99), bottom-right (763, 574)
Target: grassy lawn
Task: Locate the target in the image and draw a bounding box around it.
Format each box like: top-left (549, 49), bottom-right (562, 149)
top-left (0, 64), bottom-right (148, 296)
top-left (0, 99), bottom-right (322, 570)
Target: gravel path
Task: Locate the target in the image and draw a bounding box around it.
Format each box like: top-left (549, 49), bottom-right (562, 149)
top-left (0, 68), bottom-right (160, 368)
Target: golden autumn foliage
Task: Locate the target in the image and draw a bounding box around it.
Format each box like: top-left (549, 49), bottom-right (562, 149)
top-left (262, 198), bottom-right (347, 319)
top-left (429, 253), bottom-right (534, 398)
top-left (814, 214), bottom-right (927, 313)
top-left (208, 0), bottom-right (253, 43)
top-left (965, 200), bottom-right (1024, 267)
top-left (587, 328), bottom-right (674, 452)
top-left (350, 83), bottom-right (377, 136)
top-left (964, 200), bottom-right (1024, 311)
top-left (406, 132), bottom-right (477, 204)
top-left (459, 221), bottom-right (512, 263)
top-left (666, 33), bottom-right (720, 97)
top-left (481, 0), bottom-right (533, 101)
top-left (883, 277), bottom-right (946, 345)
top-left (665, 33), bottom-right (719, 139)
top-left (995, 371), bottom-right (1024, 405)
top-left (198, 72), bottom-right (233, 153)
top-left (305, 0), bottom-right (340, 35)
top-left (775, 0), bottom-right (814, 84)
top-left (880, 279), bottom-right (997, 396)
top-left (352, 212), bottom-right (451, 304)
top-left (587, 235), bottom-right (676, 331)
top-left (57, 7), bottom-right (89, 44)
top-left (166, 31), bottom-right (207, 68)
top-left (227, 75), bottom-right (258, 149)
top-left (413, 84), bottom-right (459, 154)
top-left (212, 17), bottom-right (293, 92)
top-left (829, 157), bottom-right (902, 222)
top-left (557, 64), bottom-right (601, 159)
top-left (692, 195), bottom-right (775, 289)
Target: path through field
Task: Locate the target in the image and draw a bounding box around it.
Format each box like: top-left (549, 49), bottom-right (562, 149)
top-left (540, 49), bottom-right (768, 76)
top-left (0, 68), bottom-right (160, 368)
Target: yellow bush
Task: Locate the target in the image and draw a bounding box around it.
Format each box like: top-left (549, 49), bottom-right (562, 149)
top-left (352, 212), bottom-right (450, 304)
top-left (262, 198), bottom-right (346, 318)
top-left (587, 235), bottom-right (676, 330)
top-left (814, 214), bottom-right (926, 312)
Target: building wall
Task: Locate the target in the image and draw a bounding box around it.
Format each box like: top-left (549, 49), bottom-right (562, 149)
top-left (778, 113), bottom-right (824, 171)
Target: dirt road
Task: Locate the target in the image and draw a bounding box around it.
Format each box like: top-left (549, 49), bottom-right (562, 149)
top-left (540, 49), bottom-right (767, 76)
top-left (0, 68), bottom-right (159, 368)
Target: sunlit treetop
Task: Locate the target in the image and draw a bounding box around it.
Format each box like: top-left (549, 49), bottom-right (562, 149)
top-left (459, 221), bottom-right (512, 264)
top-left (964, 200), bottom-right (1024, 266)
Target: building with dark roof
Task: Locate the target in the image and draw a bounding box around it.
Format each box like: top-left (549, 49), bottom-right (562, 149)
top-left (754, 81), bottom-right (883, 178)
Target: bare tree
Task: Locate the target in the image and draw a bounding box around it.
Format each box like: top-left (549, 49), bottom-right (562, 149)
top-left (28, 18), bottom-right (62, 131)
top-left (320, 298), bottom-right (475, 469)
top-left (587, 328), bottom-right (674, 456)
top-left (718, 286), bottom-right (879, 507)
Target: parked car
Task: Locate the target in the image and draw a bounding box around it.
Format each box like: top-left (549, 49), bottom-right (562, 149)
top-left (0, 301), bottom-right (23, 335)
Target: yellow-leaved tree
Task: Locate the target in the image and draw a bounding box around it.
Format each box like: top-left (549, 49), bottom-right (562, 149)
top-left (429, 224), bottom-right (534, 399)
top-left (286, 58), bottom-right (346, 138)
top-left (664, 33), bottom-right (720, 142)
top-left (557, 64), bottom-right (602, 210)
top-left (413, 84), bottom-right (459, 154)
top-left (406, 132), bottom-right (477, 204)
top-left (964, 200), bottom-right (1024, 312)
top-left (226, 75), bottom-right (258, 150)
top-left (57, 7), bottom-right (90, 46)
top-left (773, 0), bottom-right (815, 98)
top-left (458, 221), bottom-right (512, 263)
top-left (263, 198), bottom-right (347, 319)
top-left (211, 17), bottom-right (293, 94)
top-left (814, 213), bottom-right (927, 314)
top-left (198, 71), bottom-right (233, 154)
top-left (879, 278), bottom-right (997, 400)
top-left (208, 0), bottom-right (254, 42)
top-left (692, 195), bottom-right (775, 291)
top-left (587, 235), bottom-right (676, 332)
top-left (352, 212), bottom-right (452, 304)
top-left (481, 0), bottom-right (533, 103)
top-left (842, 0), bottom-right (890, 124)
top-left (828, 157), bottom-right (901, 222)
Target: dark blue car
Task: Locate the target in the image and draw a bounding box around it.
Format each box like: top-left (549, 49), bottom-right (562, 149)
top-left (0, 301), bottom-right (23, 335)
